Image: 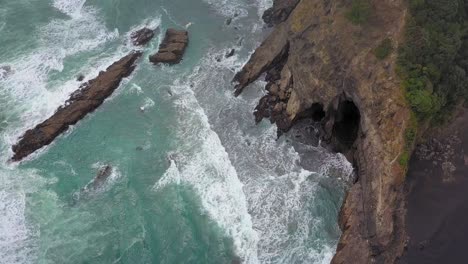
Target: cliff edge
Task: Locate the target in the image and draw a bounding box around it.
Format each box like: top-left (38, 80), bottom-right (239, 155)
top-left (235, 0), bottom-right (411, 262)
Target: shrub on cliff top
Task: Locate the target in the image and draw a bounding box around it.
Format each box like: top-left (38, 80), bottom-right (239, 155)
top-left (346, 0), bottom-right (371, 25)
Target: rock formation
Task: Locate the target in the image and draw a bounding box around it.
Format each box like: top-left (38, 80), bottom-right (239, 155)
top-left (149, 29), bottom-right (188, 65)
top-left (12, 51), bottom-right (142, 161)
top-left (131, 27), bottom-right (155, 46)
top-left (235, 0), bottom-right (411, 262)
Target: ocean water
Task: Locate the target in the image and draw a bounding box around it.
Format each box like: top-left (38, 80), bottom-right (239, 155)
top-left (0, 1), bottom-right (353, 263)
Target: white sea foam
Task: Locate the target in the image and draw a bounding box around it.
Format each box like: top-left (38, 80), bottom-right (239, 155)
top-left (155, 81), bottom-right (259, 263)
top-left (0, 168), bottom-right (56, 264)
top-left (202, 0), bottom-right (248, 18)
top-left (52, 0), bottom-right (87, 18)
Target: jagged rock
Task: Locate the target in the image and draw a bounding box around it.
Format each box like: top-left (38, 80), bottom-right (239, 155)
top-left (131, 27), bottom-right (155, 46)
top-left (149, 29), bottom-right (188, 65)
top-left (268, 83), bottom-right (280, 96)
top-left (11, 51), bottom-right (142, 161)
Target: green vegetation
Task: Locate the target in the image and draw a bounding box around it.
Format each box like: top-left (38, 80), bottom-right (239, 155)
top-left (399, 151), bottom-right (410, 167)
top-left (346, 0), bottom-right (371, 25)
top-left (374, 38), bottom-right (393, 60)
top-left (398, 0), bottom-right (468, 119)
top-left (400, 114), bottom-right (419, 168)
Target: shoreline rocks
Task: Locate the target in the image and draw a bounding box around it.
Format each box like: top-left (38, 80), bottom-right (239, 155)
top-left (11, 51), bottom-right (142, 161)
top-left (149, 29), bottom-right (188, 65)
top-left (131, 27), bottom-right (156, 46)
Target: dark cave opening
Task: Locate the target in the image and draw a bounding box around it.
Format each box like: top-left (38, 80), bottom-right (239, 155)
top-left (300, 103), bottom-right (326, 122)
top-left (310, 103), bottom-right (326, 122)
top-left (332, 100), bottom-right (361, 152)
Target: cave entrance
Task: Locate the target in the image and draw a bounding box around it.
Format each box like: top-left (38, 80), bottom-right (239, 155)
top-left (310, 103), bottom-right (326, 122)
top-left (332, 100), bottom-right (360, 152)
top-left (299, 103), bottom-right (325, 122)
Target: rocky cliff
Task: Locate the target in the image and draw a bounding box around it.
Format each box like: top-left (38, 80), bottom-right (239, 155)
top-left (235, 0), bottom-right (411, 262)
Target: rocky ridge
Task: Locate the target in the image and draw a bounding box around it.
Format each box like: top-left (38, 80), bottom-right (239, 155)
top-left (235, 0), bottom-right (411, 262)
top-left (12, 51), bottom-right (142, 161)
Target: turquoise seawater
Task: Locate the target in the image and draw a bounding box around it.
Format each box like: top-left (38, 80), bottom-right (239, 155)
top-left (0, 1), bottom-right (353, 263)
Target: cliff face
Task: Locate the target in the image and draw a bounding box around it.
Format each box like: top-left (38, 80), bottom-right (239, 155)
top-left (235, 0), bottom-right (411, 262)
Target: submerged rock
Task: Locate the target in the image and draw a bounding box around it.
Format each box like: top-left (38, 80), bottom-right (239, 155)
top-left (149, 29), bottom-right (188, 65)
top-left (225, 49), bottom-right (235, 58)
top-left (131, 27), bottom-right (155, 46)
top-left (92, 165), bottom-right (112, 189)
top-left (11, 51), bottom-right (142, 161)
top-left (76, 74), bottom-right (85, 82)
top-left (0, 65), bottom-right (12, 79)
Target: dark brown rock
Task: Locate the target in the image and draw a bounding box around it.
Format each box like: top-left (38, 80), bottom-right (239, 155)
top-left (11, 51), bottom-right (142, 161)
top-left (131, 27), bottom-right (155, 46)
top-left (149, 29), bottom-right (188, 65)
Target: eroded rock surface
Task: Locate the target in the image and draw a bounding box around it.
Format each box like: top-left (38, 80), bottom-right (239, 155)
top-left (149, 29), bottom-right (188, 65)
top-left (12, 51), bottom-right (142, 161)
top-left (235, 0), bottom-right (411, 262)
top-left (131, 27), bottom-right (155, 46)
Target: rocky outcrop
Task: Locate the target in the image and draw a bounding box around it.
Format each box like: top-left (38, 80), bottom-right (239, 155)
top-left (11, 51), bottom-right (142, 161)
top-left (131, 27), bottom-right (155, 46)
top-left (235, 0), bottom-right (411, 262)
top-left (149, 29), bottom-right (188, 65)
